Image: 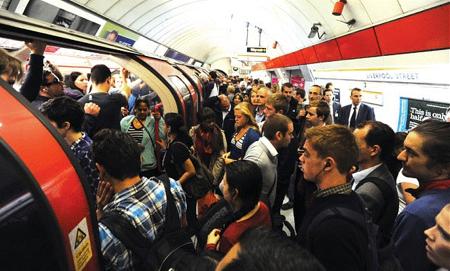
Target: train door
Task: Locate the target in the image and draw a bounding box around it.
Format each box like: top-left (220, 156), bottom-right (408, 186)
top-left (137, 56), bottom-right (197, 128)
top-left (173, 63), bottom-right (204, 111)
top-left (0, 80), bottom-right (103, 271)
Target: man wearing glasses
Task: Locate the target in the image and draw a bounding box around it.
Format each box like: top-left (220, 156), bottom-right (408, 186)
top-left (32, 69), bottom-right (65, 109)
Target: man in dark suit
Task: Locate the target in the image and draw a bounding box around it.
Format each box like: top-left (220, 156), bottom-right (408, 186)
top-left (352, 121), bottom-right (398, 238)
top-left (338, 88), bottom-right (375, 129)
top-left (323, 88), bottom-right (341, 124)
top-left (205, 71), bottom-right (218, 99)
top-left (203, 94), bottom-right (235, 150)
top-left (281, 83), bottom-right (298, 120)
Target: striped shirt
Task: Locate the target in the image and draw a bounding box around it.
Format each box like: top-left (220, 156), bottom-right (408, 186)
top-left (127, 122), bottom-right (144, 144)
top-left (231, 132), bottom-right (246, 152)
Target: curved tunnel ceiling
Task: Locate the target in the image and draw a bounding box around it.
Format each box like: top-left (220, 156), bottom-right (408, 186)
top-left (69, 0), bottom-right (447, 64)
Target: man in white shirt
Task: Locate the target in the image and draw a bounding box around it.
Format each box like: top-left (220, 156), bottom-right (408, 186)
top-left (323, 88), bottom-right (341, 124)
top-left (244, 114), bottom-right (294, 209)
top-left (338, 88), bottom-right (375, 129)
top-left (306, 100), bottom-right (329, 128)
top-left (254, 87), bottom-right (271, 124)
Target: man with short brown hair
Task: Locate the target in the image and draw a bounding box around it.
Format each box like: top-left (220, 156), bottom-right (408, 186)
top-left (306, 100), bottom-right (330, 128)
top-left (244, 114), bottom-right (294, 209)
top-left (393, 120), bottom-right (450, 271)
top-left (308, 85), bottom-right (322, 102)
top-left (338, 88), bottom-right (375, 129)
top-left (296, 125), bottom-right (370, 271)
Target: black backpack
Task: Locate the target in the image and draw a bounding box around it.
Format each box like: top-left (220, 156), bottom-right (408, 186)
top-left (355, 176), bottom-right (399, 236)
top-left (100, 174), bottom-right (196, 271)
top-left (195, 199), bottom-right (234, 249)
top-left (307, 196), bottom-right (403, 271)
top-left (171, 141), bottom-right (215, 199)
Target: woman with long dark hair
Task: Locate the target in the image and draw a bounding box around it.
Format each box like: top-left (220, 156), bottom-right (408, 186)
top-left (158, 113), bottom-right (197, 227)
top-left (66, 71), bottom-right (88, 98)
top-left (233, 93), bottom-right (243, 106)
top-left (120, 97), bottom-right (165, 178)
top-left (205, 160), bottom-right (271, 254)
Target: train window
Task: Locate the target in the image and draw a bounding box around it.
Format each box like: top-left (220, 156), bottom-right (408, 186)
top-left (0, 149), bottom-right (60, 271)
top-left (191, 75), bottom-right (202, 88)
top-left (168, 75), bottom-right (190, 97)
top-left (168, 75), bottom-right (194, 128)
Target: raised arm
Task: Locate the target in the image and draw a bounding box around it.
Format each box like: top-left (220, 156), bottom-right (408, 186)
top-left (19, 40), bottom-right (47, 102)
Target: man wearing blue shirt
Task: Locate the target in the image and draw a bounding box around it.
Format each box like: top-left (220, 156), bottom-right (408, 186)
top-left (393, 120), bottom-right (450, 271)
top-left (91, 129), bottom-right (186, 271)
top-left (40, 96), bottom-right (100, 201)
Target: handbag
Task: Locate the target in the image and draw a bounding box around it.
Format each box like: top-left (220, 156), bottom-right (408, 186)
top-left (172, 141), bottom-right (214, 199)
top-left (100, 174), bottom-right (196, 271)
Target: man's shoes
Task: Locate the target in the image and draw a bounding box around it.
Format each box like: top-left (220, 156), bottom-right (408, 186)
top-left (281, 202), bottom-right (294, 210)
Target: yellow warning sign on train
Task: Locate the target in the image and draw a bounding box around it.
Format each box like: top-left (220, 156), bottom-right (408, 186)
top-left (75, 229), bottom-right (87, 249)
top-left (69, 218), bottom-right (92, 271)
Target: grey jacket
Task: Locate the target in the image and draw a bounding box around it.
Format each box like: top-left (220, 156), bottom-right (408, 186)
top-left (354, 163), bottom-right (399, 236)
top-left (244, 137), bottom-right (278, 208)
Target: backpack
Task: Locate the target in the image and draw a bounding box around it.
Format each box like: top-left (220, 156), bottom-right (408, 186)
top-left (100, 174), bottom-right (196, 271)
top-left (355, 176), bottom-right (399, 236)
top-left (195, 199), bottom-right (234, 249)
top-left (172, 141), bottom-right (215, 199)
top-left (272, 213), bottom-right (296, 240)
top-left (307, 196), bottom-right (403, 271)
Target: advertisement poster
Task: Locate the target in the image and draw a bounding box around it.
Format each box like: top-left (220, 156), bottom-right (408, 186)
top-left (291, 76), bottom-right (305, 89)
top-left (397, 97), bottom-right (450, 132)
top-left (98, 22), bottom-right (139, 47)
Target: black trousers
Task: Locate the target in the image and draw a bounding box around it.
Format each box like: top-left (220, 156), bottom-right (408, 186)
top-left (272, 180), bottom-right (290, 215)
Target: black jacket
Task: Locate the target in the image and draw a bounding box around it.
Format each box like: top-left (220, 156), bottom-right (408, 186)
top-left (203, 96), bottom-right (235, 150)
top-left (297, 191), bottom-right (369, 271)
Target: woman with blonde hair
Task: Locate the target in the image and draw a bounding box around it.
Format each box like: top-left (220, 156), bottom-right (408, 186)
top-left (271, 83), bottom-right (280, 94)
top-left (223, 102), bottom-right (260, 164)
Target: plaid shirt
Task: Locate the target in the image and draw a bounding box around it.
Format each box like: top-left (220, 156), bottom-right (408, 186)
top-left (70, 132), bottom-right (99, 201)
top-left (99, 177), bottom-right (186, 271)
top-left (313, 182), bottom-right (352, 198)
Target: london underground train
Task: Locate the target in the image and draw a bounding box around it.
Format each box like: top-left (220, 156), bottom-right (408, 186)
top-left (0, 10), bottom-right (207, 271)
top-left (0, 0), bottom-right (449, 270)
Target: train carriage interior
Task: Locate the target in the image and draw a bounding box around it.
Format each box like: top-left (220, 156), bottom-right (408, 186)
top-left (0, 0), bottom-right (449, 270)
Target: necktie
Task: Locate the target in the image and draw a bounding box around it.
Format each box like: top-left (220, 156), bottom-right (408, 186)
top-left (330, 103), bottom-right (334, 124)
top-left (350, 106), bottom-right (357, 129)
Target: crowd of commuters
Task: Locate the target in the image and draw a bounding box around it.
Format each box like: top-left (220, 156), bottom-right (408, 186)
top-left (2, 40), bottom-right (450, 271)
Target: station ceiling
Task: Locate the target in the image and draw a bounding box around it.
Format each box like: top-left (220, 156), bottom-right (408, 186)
top-left (69, 0), bottom-right (446, 64)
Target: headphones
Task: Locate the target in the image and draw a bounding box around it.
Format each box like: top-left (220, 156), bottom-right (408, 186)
top-left (325, 161), bottom-right (331, 168)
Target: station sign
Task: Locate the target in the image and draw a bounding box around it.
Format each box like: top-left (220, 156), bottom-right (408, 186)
top-left (312, 66), bottom-right (450, 85)
top-left (247, 47), bottom-right (267, 53)
top-left (237, 55), bottom-right (267, 62)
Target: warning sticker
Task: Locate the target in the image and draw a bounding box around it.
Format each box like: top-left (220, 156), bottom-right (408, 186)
top-left (69, 217), bottom-right (93, 271)
top-left (75, 229), bottom-right (87, 249)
